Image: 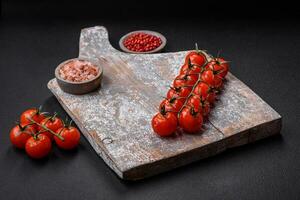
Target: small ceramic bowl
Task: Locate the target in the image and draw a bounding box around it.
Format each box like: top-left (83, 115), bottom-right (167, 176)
top-left (119, 30), bottom-right (167, 54)
top-left (55, 58), bottom-right (103, 95)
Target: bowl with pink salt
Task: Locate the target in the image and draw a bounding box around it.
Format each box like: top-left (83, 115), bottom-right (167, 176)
top-left (55, 58), bottom-right (103, 94)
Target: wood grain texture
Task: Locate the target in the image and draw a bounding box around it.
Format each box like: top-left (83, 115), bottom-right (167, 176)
top-left (48, 26), bottom-right (282, 180)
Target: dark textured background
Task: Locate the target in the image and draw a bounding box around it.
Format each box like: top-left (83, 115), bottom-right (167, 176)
top-left (0, 0), bottom-right (300, 199)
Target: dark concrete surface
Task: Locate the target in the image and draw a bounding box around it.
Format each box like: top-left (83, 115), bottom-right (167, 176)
top-left (0, 1), bottom-right (300, 199)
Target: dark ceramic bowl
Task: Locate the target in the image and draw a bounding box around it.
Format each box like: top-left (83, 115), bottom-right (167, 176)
top-left (55, 58), bottom-right (103, 95)
top-left (119, 30), bottom-right (167, 54)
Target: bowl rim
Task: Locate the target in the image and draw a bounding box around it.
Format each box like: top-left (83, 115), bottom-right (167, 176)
top-left (55, 58), bottom-right (103, 85)
top-left (119, 30), bottom-right (167, 54)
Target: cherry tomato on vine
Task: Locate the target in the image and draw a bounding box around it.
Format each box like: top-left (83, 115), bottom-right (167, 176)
top-left (10, 124), bottom-right (35, 149)
top-left (185, 51), bottom-right (206, 67)
top-left (193, 82), bottom-right (216, 104)
top-left (151, 111), bottom-right (178, 137)
top-left (206, 91), bottom-right (216, 104)
top-left (167, 86), bottom-right (191, 99)
top-left (179, 107), bottom-right (203, 133)
top-left (54, 127), bottom-right (81, 150)
top-left (25, 134), bottom-right (52, 159)
top-left (173, 74), bottom-right (198, 88)
top-left (159, 98), bottom-right (184, 113)
top-left (187, 95), bottom-right (211, 116)
top-left (39, 116), bottom-right (64, 141)
top-left (20, 108), bottom-right (46, 128)
top-left (206, 58), bottom-right (229, 78)
top-left (215, 58), bottom-right (229, 78)
top-left (180, 62), bottom-right (202, 75)
top-left (200, 69), bottom-right (215, 86)
top-left (193, 82), bottom-right (209, 97)
top-left (214, 74), bottom-right (223, 89)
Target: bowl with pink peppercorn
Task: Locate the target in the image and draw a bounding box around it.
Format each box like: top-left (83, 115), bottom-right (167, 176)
top-left (119, 30), bottom-right (166, 54)
top-left (55, 58), bottom-right (103, 94)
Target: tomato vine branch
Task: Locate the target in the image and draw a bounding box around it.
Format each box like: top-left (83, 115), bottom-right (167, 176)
top-left (28, 118), bottom-right (64, 141)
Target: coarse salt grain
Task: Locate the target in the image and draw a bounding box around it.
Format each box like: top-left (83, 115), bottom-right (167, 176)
top-left (59, 60), bottom-right (99, 82)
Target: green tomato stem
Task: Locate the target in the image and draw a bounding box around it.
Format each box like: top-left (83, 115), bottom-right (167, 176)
top-left (28, 118), bottom-right (64, 141)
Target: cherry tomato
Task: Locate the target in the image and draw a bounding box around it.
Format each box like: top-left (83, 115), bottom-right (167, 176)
top-left (180, 62), bottom-right (202, 75)
top-left (200, 69), bottom-right (215, 86)
top-left (206, 91), bottom-right (216, 104)
top-left (187, 95), bottom-right (210, 116)
top-left (38, 116), bottom-right (64, 141)
top-left (214, 58), bottom-right (229, 78)
top-left (206, 58), bottom-right (229, 78)
top-left (179, 107), bottom-right (203, 133)
top-left (214, 74), bottom-right (223, 89)
top-left (54, 127), bottom-right (81, 150)
top-left (173, 74), bottom-right (198, 88)
top-left (193, 82), bottom-right (209, 98)
top-left (193, 82), bottom-right (216, 104)
top-left (201, 100), bottom-right (211, 117)
top-left (10, 124), bottom-right (35, 149)
top-left (205, 60), bottom-right (222, 72)
top-left (20, 108), bottom-right (46, 128)
top-left (25, 134), bottom-right (52, 159)
top-left (185, 51), bottom-right (206, 67)
top-left (159, 98), bottom-right (184, 113)
top-left (167, 86), bottom-right (191, 99)
top-left (151, 112), bottom-right (178, 137)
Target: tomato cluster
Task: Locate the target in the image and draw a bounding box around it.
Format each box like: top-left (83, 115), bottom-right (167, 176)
top-left (152, 48), bottom-right (229, 136)
top-left (9, 107), bottom-right (81, 159)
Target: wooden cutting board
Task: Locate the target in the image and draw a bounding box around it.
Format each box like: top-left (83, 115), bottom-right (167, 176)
top-left (48, 26), bottom-right (282, 180)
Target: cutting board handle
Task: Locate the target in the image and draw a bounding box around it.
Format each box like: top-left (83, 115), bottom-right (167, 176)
top-left (79, 26), bottom-right (120, 59)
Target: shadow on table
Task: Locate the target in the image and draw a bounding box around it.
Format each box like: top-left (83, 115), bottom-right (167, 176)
top-left (8, 137), bottom-right (83, 166)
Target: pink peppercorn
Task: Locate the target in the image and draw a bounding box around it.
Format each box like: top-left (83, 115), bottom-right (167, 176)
top-left (123, 32), bottom-right (162, 52)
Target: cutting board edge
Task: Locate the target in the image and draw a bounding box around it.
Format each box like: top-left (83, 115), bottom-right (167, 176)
top-left (121, 117), bottom-right (282, 180)
top-left (226, 73), bottom-right (282, 120)
top-left (48, 78), bottom-right (282, 180)
top-left (47, 79), bottom-right (125, 179)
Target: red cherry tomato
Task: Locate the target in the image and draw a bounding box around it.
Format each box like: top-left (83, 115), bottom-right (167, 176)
top-left (185, 51), bottom-right (207, 67)
top-left (54, 127), bottom-right (81, 150)
top-left (25, 134), bottom-right (52, 159)
top-left (180, 62), bottom-right (202, 75)
top-left (205, 60), bottom-right (221, 72)
top-left (193, 82), bottom-right (216, 104)
top-left (214, 74), bottom-right (223, 89)
top-left (20, 108), bottom-right (46, 128)
top-left (201, 100), bottom-right (211, 117)
top-left (179, 107), bottom-right (203, 133)
top-left (206, 91), bottom-right (216, 104)
top-left (151, 112), bottom-right (178, 137)
top-left (10, 124), bottom-right (35, 149)
top-left (173, 74), bottom-right (198, 88)
top-left (39, 116), bottom-right (64, 141)
top-left (200, 69), bottom-right (215, 86)
top-left (159, 98), bottom-right (184, 113)
top-left (187, 95), bottom-right (210, 116)
top-left (193, 82), bottom-right (209, 98)
top-left (208, 58), bottom-right (229, 78)
top-left (167, 86), bottom-right (191, 99)
top-left (216, 58), bottom-right (229, 78)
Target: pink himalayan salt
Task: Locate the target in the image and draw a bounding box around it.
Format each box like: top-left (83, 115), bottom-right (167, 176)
top-left (59, 60), bottom-right (99, 82)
